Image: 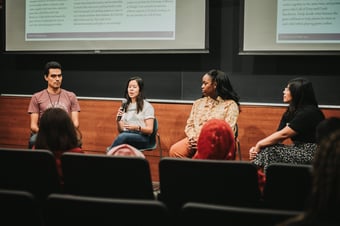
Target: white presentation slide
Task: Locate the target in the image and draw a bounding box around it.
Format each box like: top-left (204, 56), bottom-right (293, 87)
top-left (25, 0), bottom-right (176, 41)
top-left (277, 0), bottom-right (340, 43)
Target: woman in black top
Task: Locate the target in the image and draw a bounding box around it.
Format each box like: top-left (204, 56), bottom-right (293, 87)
top-left (249, 77), bottom-right (325, 172)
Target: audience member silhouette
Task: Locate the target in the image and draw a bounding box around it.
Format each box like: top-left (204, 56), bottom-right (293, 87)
top-left (34, 107), bottom-right (83, 181)
top-left (277, 117), bottom-right (340, 226)
top-left (315, 117), bottom-right (340, 144)
top-left (193, 119), bottom-right (236, 160)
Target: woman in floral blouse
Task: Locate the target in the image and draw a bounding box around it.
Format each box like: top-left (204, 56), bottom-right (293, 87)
top-left (169, 69), bottom-right (240, 158)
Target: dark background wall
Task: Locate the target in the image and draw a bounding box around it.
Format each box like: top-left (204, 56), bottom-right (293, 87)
top-left (1, 0), bottom-right (339, 106)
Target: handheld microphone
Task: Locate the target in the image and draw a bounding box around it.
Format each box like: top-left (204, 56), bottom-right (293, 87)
top-left (117, 98), bottom-right (127, 121)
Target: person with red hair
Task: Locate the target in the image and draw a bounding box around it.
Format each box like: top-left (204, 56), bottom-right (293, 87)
top-left (193, 119), bottom-right (267, 192)
top-left (193, 119), bottom-right (236, 160)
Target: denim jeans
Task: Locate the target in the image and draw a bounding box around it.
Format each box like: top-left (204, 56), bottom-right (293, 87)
top-left (108, 131), bottom-right (150, 151)
top-left (28, 133), bottom-right (37, 149)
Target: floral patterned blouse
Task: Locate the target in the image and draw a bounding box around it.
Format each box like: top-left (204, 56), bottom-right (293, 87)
top-left (184, 96), bottom-right (239, 140)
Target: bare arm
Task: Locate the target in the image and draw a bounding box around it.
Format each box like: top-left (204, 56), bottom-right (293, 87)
top-left (249, 125), bottom-right (297, 160)
top-left (140, 118), bottom-right (154, 135)
top-left (30, 113), bottom-right (39, 133)
top-left (71, 111), bottom-right (80, 128)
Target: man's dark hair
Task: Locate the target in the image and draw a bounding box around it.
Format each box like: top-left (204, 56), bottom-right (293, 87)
top-left (44, 61), bottom-right (62, 76)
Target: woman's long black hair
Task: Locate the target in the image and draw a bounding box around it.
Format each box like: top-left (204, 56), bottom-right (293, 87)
top-left (285, 77), bottom-right (319, 120)
top-left (124, 76), bottom-right (146, 113)
top-left (207, 69), bottom-right (240, 107)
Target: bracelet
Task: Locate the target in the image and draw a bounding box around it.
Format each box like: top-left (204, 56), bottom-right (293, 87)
top-left (138, 126), bottom-right (141, 131)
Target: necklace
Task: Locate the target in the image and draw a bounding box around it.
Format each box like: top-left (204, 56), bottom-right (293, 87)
top-left (46, 89), bottom-right (61, 108)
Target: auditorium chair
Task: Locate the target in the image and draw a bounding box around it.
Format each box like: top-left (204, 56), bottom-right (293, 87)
top-left (158, 158), bottom-right (262, 216)
top-left (0, 189), bottom-right (44, 226)
top-left (262, 163), bottom-right (312, 211)
top-left (181, 202), bottom-right (302, 226)
top-left (0, 148), bottom-right (61, 204)
top-left (45, 193), bottom-right (170, 226)
top-left (61, 152), bottom-right (155, 199)
top-left (234, 123), bottom-right (242, 160)
top-left (138, 117), bottom-right (163, 158)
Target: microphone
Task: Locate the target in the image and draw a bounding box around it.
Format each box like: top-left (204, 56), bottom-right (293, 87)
top-left (117, 98), bottom-right (127, 121)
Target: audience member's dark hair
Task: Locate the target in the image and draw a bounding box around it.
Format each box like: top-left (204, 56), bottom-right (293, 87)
top-left (306, 129), bottom-right (340, 224)
top-left (315, 117), bottom-right (340, 144)
top-left (35, 108), bottom-right (79, 152)
top-left (278, 129), bottom-right (340, 226)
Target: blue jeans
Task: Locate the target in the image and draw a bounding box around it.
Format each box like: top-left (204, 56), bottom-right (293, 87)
top-left (28, 133), bottom-right (37, 149)
top-left (108, 131), bottom-right (150, 150)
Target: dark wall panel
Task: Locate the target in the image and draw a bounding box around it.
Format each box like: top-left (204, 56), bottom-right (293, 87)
top-left (1, 0), bottom-right (339, 106)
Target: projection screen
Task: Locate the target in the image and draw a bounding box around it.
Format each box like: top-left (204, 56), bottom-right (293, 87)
top-left (5, 0), bottom-right (209, 54)
top-left (240, 0), bottom-right (340, 55)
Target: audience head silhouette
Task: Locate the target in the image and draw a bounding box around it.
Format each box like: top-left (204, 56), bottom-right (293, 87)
top-left (278, 120), bottom-right (340, 226)
top-left (35, 107), bottom-right (79, 152)
top-left (193, 119), bottom-right (235, 160)
top-left (308, 128), bottom-right (340, 222)
top-left (315, 117), bottom-right (340, 144)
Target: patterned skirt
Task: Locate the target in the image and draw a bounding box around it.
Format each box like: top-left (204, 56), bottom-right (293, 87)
top-left (252, 143), bottom-right (317, 172)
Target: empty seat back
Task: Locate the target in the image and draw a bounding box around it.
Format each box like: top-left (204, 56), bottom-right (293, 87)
top-left (0, 148), bottom-right (61, 203)
top-left (62, 152), bottom-right (155, 199)
top-left (263, 163), bottom-right (312, 211)
top-left (159, 158), bottom-right (262, 215)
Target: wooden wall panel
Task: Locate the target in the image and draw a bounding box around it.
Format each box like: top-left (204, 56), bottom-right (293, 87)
top-left (0, 97), bottom-right (31, 147)
top-left (1, 96), bottom-right (339, 181)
